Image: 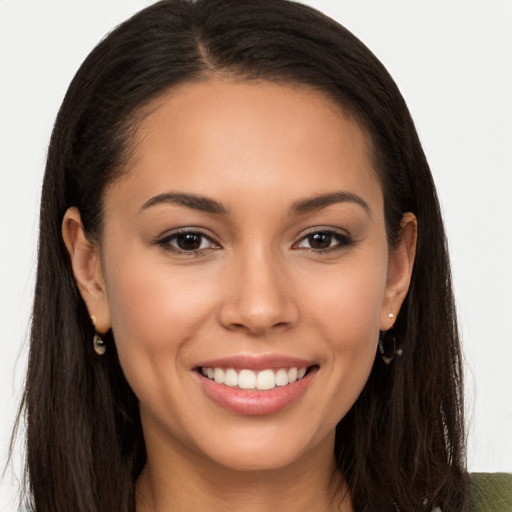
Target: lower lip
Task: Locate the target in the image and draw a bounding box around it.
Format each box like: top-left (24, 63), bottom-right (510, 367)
top-left (196, 368), bottom-right (317, 416)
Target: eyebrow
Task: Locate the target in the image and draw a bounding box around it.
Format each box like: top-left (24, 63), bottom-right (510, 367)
top-left (290, 191), bottom-right (372, 217)
top-left (139, 192), bottom-right (229, 215)
top-left (139, 190), bottom-right (371, 217)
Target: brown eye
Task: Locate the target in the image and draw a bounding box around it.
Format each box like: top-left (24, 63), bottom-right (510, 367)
top-left (295, 229), bottom-right (353, 252)
top-left (157, 230), bottom-right (219, 253)
top-left (175, 233), bottom-right (203, 251)
top-left (307, 232), bottom-right (333, 249)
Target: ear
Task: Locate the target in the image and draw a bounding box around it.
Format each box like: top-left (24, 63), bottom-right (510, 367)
top-left (61, 207), bottom-right (111, 333)
top-left (380, 212), bottom-right (417, 330)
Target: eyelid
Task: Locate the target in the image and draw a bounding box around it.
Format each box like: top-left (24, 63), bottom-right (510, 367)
top-left (295, 225), bottom-right (351, 242)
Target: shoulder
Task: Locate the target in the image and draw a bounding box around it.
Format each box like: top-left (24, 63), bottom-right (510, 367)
top-left (470, 472), bottom-right (512, 511)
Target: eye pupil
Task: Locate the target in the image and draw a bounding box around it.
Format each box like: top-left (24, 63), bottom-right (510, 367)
top-left (177, 233), bottom-right (202, 251)
top-left (308, 232), bottom-right (332, 249)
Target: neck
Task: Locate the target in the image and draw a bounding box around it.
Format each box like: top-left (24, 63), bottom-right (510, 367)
top-left (136, 433), bottom-right (352, 512)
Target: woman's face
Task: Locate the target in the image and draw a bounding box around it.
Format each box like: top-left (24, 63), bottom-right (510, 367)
top-left (68, 79), bottom-right (415, 473)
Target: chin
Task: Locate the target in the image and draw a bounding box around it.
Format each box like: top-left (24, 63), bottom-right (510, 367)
top-left (179, 414), bottom-right (336, 474)
top-left (200, 438), bottom-right (316, 473)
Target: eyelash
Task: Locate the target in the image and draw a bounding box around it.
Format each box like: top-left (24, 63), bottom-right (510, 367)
top-left (154, 228), bottom-right (354, 255)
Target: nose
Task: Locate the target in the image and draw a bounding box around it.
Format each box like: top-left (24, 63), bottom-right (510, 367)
top-left (218, 247), bottom-right (299, 336)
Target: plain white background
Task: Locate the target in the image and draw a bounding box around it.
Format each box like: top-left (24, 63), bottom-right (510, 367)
top-left (1, 0), bottom-right (511, 509)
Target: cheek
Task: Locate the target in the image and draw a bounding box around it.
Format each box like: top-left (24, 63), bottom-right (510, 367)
top-left (103, 252), bottom-right (215, 386)
top-left (303, 255), bottom-right (388, 347)
top-left (299, 254), bottom-right (387, 418)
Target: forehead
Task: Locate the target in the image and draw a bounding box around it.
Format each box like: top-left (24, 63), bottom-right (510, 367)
top-left (110, 78), bottom-right (382, 214)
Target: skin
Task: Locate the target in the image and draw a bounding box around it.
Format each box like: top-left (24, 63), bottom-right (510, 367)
top-left (63, 79), bottom-right (416, 512)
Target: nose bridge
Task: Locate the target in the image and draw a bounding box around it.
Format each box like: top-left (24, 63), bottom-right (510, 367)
top-left (219, 241), bottom-right (297, 334)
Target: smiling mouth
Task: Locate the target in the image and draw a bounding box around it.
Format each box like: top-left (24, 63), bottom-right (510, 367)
top-left (198, 366), bottom-right (316, 391)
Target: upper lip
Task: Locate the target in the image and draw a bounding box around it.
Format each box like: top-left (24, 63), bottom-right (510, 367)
top-left (195, 354), bottom-right (317, 371)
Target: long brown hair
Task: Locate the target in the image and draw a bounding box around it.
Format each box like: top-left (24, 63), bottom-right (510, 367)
top-left (18, 1), bottom-right (467, 510)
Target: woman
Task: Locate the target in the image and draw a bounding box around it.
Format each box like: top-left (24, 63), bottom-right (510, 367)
top-left (20, 0), bottom-right (469, 510)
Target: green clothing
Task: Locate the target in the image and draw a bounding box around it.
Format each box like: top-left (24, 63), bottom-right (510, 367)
top-left (470, 473), bottom-right (512, 511)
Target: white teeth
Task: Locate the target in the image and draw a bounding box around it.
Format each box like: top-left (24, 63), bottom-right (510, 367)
top-left (275, 368), bottom-right (288, 386)
top-left (224, 368), bottom-right (238, 387)
top-left (257, 369), bottom-right (276, 390)
top-left (201, 366), bottom-right (309, 390)
top-left (287, 367), bottom-right (298, 383)
top-left (239, 369), bottom-right (256, 389)
top-left (213, 368), bottom-right (225, 384)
